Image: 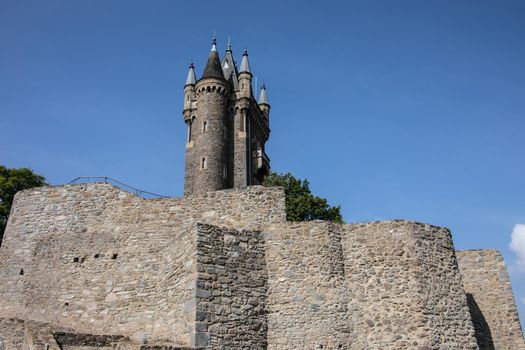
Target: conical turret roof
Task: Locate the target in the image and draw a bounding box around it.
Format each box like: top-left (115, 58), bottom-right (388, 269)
top-left (239, 49), bottom-right (251, 74)
top-left (222, 38), bottom-right (239, 89)
top-left (258, 83), bottom-right (269, 105)
top-left (185, 62), bottom-right (196, 86)
top-left (201, 38), bottom-right (225, 80)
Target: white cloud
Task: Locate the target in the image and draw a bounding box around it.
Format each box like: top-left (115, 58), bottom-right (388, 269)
top-left (509, 224), bottom-right (525, 273)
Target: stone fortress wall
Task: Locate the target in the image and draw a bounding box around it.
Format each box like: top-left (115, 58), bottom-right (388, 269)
top-left (0, 184), bottom-right (284, 348)
top-left (0, 183), bottom-right (523, 349)
top-left (264, 222), bottom-right (352, 348)
top-left (344, 221), bottom-right (478, 349)
top-left (457, 250), bottom-right (525, 350)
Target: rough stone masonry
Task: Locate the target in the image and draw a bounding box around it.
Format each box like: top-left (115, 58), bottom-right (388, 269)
top-left (0, 40), bottom-right (524, 349)
top-left (0, 183), bottom-right (523, 349)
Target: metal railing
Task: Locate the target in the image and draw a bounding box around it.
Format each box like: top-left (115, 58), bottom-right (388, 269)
top-left (67, 177), bottom-right (171, 199)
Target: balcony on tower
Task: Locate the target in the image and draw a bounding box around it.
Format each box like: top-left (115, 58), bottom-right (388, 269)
top-left (254, 148), bottom-right (271, 177)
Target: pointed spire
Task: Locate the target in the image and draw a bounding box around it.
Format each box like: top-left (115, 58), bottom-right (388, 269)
top-left (258, 83), bottom-right (269, 105)
top-left (239, 49), bottom-right (251, 74)
top-left (202, 37), bottom-right (224, 80)
top-left (185, 62), bottom-right (196, 86)
top-left (222, 38), bottom-right (239, 88)
top-left (211, 36), bottom-right (217, 52)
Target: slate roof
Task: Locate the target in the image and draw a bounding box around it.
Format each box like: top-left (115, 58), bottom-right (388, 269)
top-left (201, 39), bottom-right (225, 80)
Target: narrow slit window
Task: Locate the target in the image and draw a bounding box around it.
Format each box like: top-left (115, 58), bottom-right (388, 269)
top-left (201, 157), bottom-right (207, 169)
top-left (187, 121), bottom-right (192, 143)
top-left (203, 121), bottom-right (208, 132)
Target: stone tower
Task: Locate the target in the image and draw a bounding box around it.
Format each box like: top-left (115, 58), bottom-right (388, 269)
top-left (183, 39), bottom-right (271, 196)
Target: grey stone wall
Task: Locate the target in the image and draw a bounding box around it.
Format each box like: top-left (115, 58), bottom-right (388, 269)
top-left (343, 221), bottom-right (478, 349)
top-left (1, 182), bottom-right (523, 349)
top-left (264, 222), bottom-right (351, 349)
top-left (193, 223), bottom-right (268, 349)
top-left (0, 184), bottom-right (197, 344)
top-left (0, 184), bottom-right (285, 345)
top-left (457, 249), bottom-right (525, 350)
top-left (0, 318), bottom-right (27, 349)
top-left (0, 318), bottom-right (67, 350)
top-left (263, 220), bottom-right (479, 349)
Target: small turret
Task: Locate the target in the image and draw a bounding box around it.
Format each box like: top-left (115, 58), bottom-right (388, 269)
top-left (258, 83), bottom-right (270, 118)
top-left (239, 49), bottom-right (251, 74)
top-left (258, 83), bottom-right (269, 105)
top-left (184, 62), bottom-right (196, 112)
top-left (238, 49), bottom-right (252, 98)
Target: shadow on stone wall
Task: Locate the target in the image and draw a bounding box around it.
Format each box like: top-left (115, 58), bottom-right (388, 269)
top-left (466, 293), bottom-right (495, 350)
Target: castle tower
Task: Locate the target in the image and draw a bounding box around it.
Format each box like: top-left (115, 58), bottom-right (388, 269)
top-left (183, 39), bottom-right (270, 196)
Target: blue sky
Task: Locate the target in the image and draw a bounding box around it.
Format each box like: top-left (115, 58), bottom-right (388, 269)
top-left (1, 0), bottom-right (524, 329)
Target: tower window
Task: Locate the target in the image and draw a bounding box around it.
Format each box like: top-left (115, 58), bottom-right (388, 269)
top-left (223, 165), bottom-right (227, 179)
top-left (203, 121), bottom-right (208, 132)
top-left (201, 157), bottom-right (207, 169)
top-left (240, 114), bottom-right (246, 131)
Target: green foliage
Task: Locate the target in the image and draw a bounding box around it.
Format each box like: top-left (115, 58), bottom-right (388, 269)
top-left (263, 172), bottom-right (344, 223)
top-left (0, 166), bottom-right (47, 244)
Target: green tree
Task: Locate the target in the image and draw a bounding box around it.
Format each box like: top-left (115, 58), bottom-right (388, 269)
top-left (0, 166), bottom-right (47, 245)
top-left (263, 172), bottom-right (344, 223)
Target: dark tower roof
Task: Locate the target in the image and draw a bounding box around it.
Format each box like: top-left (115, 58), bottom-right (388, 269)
top-left (201, 39), bottom-right (225, 80)
top-left (222, 38), bottom-right (239, 90)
